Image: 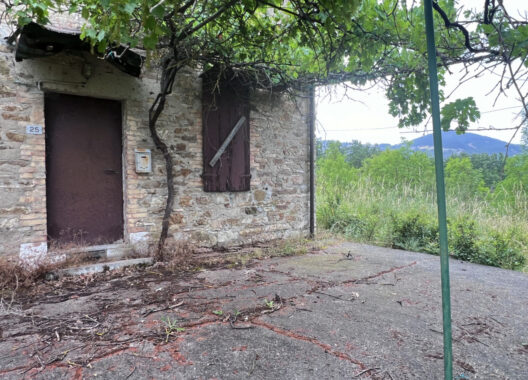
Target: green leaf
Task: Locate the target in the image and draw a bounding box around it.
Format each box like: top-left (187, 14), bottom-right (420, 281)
top-left (123, 1), bottom-right (137, 15)
top-left (96, 30), bottom-right (105, 41)
top-left (144, 15), bottom-right (156, 30)
top-left (151, 4), bottom-right (165, 18)
top-left (441, 98), bottom-right (480, 132)
top-left (143, 33), bottom-right (158, 50)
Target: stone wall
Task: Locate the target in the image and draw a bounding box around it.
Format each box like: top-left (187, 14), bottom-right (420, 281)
top-left (0, 29), bottom-right (311, 259)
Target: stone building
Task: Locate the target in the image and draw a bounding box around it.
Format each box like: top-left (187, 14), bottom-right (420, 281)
top-left (0, 21), bottom-right (313, 261)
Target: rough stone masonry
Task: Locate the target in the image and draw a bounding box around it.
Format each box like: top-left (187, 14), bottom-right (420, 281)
top-left (0, 21), bottom-right (311, 260)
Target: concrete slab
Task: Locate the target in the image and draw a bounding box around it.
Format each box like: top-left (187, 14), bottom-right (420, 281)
top-left (0, 242), bottom-right (527, 379)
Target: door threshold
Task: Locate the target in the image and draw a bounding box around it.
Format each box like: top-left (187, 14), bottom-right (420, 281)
top-left (49, 242), bottom-right (133, 261)
top-left (59, 257), bottom-right (153, 276)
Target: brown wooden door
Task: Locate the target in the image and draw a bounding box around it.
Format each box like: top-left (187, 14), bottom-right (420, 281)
top-left (45, 93), bottom-right (123, 246)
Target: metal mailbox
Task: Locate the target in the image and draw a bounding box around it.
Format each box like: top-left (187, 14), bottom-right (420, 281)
top-left (135, 148), bottom-right (152, 173)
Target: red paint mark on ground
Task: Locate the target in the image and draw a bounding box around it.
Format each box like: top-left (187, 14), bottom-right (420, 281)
top-left (390, 330), bottom-right (405, 347)
top-left (171, 278), bottom-right (277, 299)
top-left (176, 311), bottom-right (192, 319)
top-left (252, 319), bottom-right (366, 369)
top-left (231, 346), bottom-right (248, 351)
top-left (73, 367), bottom-right (83, 380)
top-left (169, 350), bottom-right (193, 365)
top-left (144, 318), bottom-right (159, 328)
top-left (342, 262), bottom-right (417, 285)
top-left (154, 337), bottom-right (194, 366)
top-left (93, 346), bottom-right (133, 361)
top-left (0, 364), bottom-right (33, 376)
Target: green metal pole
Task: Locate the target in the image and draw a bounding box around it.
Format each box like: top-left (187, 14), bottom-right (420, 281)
top-left (422, 1), bottom-right (453, 378)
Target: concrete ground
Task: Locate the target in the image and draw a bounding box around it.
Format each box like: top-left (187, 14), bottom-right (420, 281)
top-left (0, 242), bottom-right (527, 379)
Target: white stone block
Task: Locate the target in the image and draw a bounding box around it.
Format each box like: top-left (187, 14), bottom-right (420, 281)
top-left (19, 242), bottom-right (48, 267)
top-left (129, 231), bottom-right (150, 255)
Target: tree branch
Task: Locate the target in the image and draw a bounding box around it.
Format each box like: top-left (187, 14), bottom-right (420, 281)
top-left (432, 1), bottom-right (498, 55)
top-left (176, 0), bottom-right (238, 42)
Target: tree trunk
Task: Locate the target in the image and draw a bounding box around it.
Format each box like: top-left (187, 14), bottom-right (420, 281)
top-left (148, 58), bottom-right (179, 260)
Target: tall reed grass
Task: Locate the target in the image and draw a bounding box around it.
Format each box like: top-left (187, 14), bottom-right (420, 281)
top-left (317, 174), bottom-right (528, 272)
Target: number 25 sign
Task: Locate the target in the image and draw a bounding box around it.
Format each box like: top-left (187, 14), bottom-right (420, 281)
top-left (26, 125), bottom-right (43, 135)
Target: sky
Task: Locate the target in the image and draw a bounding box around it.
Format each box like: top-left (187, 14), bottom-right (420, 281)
top-left (316, 0), bottom-right (527, 146)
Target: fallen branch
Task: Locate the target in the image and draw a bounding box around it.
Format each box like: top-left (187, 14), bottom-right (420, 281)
top-left (141, 301), bottom-right (184, 317)
top-left (125, 366), bottom-right (136, 379)
top-left (313, 290), bottom-right (358, 302)
top-left (353, 367), bottom-right (380, 377)
top-left (229, 321), bottom-right (255, 330)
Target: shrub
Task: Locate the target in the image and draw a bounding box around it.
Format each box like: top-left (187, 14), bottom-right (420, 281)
top-left (491, 154), bottom-right (528, 208)
top-left (329, 212), bottom-right (378, 242)
top-left (468, 153), bottom-right (505, 189)
top-left (444, 157), bottom-right (488, 199)
top-left (479, 231), bottom-right (526, 270)
top-left (390, 213), bottom-right (439, 254)
top-left (361, 147), bottom-right (435, 190)
top-left (449, 218), bottom-right (480, 262)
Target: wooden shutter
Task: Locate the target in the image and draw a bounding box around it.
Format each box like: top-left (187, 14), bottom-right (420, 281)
top-left (202, 68), bottom-right (250, 192)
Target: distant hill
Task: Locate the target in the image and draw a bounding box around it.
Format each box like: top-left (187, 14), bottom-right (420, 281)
top-left (320, 131), bottom-right (523, 157)
top-left (393, 131), bottom-right (523, 157)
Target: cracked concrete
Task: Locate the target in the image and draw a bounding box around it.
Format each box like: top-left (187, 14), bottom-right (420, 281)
top-left (1, 242), bottom-right (527, 379)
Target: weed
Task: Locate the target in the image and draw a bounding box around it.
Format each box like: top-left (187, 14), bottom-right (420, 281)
top-left (153, 240), bottom-right (196, 269)
top-left (0, 253), bottom-right (86, 314)
top-left (264, 236), bottom-right (327, 257)
top-left (264, 299), bottom-right (274, 309)
top-left (161, 316), bottom-right (185, 342)
top-left (0, 272), bottom-right (20, 315)
top-left (0, 252), bottom-right (77, 292)
top-left (220, 236), bottom-right (331, 270)
top-left (212, 310), bottom-right (223, 316)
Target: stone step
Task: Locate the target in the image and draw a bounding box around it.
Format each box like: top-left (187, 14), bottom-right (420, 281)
top-left (50, 243), bottom-right (134, 261)
top-left (58, 257), bottom-right (153, 276)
